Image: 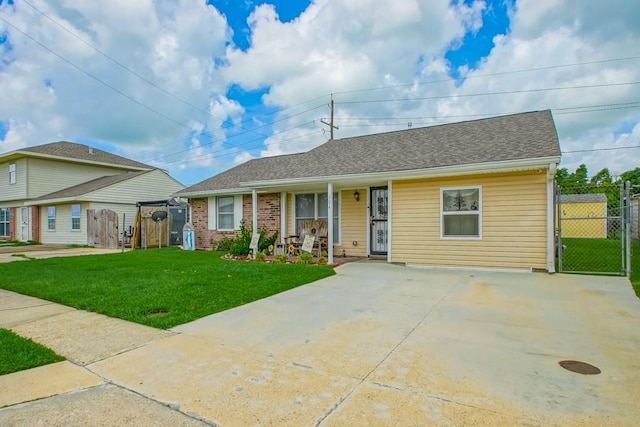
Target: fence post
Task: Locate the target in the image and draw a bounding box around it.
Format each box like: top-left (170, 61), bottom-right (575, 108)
top-left (626, 181), bottom-right (631, 278)
top-left (122, 213), bottom-right (126, 253)
top-left (556, 185), bottom-right (563, 273)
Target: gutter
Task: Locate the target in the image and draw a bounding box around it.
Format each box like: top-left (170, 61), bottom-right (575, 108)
top-left (239, 156), bottom-right (561, 189)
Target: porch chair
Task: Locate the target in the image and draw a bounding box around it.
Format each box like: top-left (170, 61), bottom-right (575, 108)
top-left (285, 219), bottom-right (328, 257)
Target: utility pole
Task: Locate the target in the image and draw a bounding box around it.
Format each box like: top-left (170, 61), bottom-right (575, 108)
top-left (320, 94), bottom-right (339, 140)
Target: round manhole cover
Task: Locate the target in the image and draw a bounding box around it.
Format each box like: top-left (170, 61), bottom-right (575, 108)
top-left (558, 360), bottom-right (601, 375)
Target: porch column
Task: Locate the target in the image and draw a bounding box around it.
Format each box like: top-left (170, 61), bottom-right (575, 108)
top-left (327, 182), bottom-right (334, 264)
top-left (387, 179), bottom-right (392, 263)
top-left (280, 192), bottom-right (287, 244)
top-left (252, 189), bottom-right (258, 233)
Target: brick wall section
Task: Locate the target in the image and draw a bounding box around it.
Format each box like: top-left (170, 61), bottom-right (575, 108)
top-left (31, 206), bottom-right (40, 242)
top-left (190, 193), bottom-right (282, 250)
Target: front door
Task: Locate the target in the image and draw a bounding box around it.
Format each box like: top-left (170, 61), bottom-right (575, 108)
top-left (370, 187), bottom-right (388, 255)
top-left (20, 207), bottom-right (30, 241)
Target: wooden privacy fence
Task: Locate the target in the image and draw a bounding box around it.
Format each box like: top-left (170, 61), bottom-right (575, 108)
top-left (87, 209), bottom-right (119, 249)
top-left (131, 207), bottom-right (169, 249)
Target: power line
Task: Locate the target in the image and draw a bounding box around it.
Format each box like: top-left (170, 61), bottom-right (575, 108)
top-left (338, 82), bottom-right (640, 105)
top-left (562, 145), bottom-right (640, 154)
top-left (332, 56), bottom-right (640, 96)
top-left (0, 15), bottom-right (199, 132)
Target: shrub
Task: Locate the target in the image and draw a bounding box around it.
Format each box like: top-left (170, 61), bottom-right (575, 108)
top-left (254, 252), bottom-right (266, 262)
top-left (258, 227), bottom-right (278, 252)
top-left (213, 237), bottom-right (235, 252)
top-left (317, 256), bottom-right (328, 265)
top-left (274, 254), bottom-right (289, 264)
top-left (229, 221), bottom-right (252, 256)
top-left (296, 252), bottom-right (313, 264)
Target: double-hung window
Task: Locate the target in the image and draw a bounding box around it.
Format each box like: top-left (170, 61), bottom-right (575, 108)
top-left (208, 195), bottom-right (242, 231)
top-left (217, 196), bottom-right (235, 231)
top-left (295, 192), bottom-right (340, 243)
top-left (9, 163), bottom-right (16, 184)
top-left (441, 187), bottom-right (481, 239)
top-left (71, 204), bottom-right (81, 231)
top-left (47, 206), bottom-right (56, 231)
top-left (0, 208), bottom-right (9, 236)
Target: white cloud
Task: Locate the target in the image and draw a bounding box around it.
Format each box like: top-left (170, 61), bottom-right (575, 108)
top-left (0, 0), bottom-right (230, 155)
top-left (1, 0), bottom-right (639, 185)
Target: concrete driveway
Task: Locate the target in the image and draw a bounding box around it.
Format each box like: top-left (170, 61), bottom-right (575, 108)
top-left (1, 262), bottom-right (639, 426)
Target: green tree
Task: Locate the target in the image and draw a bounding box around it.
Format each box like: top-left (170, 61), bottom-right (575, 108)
top-left (590, 168), bottom-right (612, 186)
top-left (621, 167), bottom-right (640, 194)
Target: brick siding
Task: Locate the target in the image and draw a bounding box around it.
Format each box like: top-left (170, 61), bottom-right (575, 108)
top-left (190, 193), bottom-right (282, 250)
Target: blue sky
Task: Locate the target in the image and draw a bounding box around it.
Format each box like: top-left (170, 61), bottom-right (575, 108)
top-left (0, 0), bottom-right (639, 185)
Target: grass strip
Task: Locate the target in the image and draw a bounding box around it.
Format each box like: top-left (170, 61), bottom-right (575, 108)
top-left (0, 329), bottom-right (64, 376)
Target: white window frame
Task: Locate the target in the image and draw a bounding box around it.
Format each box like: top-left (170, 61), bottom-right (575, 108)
top-left (217, 196), bottom-right (235, 231)
top-left (47, 206), bottom-right (56, 231)
top-left (0, 207), bottom-right (9, 237)
top-left (293, 192), bottom-right (340, 244)
top-left (71, 204), bottom-right (81, 231)
top-left (208, 195), bottom-right (243, 231)
top-left (9, 163), bottom-right (16, 185)
top-left (440, 186), bottom-right (482, 240)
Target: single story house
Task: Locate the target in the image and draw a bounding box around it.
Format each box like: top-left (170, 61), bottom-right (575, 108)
top-left (0, 141), bottom-right (184, 247)
top-left (176, 110), bottom-right (561, 272)
top-left (557, 193), bottom-right (608, 239)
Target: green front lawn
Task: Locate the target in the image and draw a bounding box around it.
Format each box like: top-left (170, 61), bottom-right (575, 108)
top-left (0, 329), bottom-right (64, 375)
top-left (0, 248), bottom-right (335, 329)
top-left (632, 240), bottom-right (640, 298)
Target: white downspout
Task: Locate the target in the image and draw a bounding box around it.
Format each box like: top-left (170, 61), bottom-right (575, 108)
top-left (546, 163), bottom-right (557, 273)
top-left (328, 182), bottom-right (334, 264)
top-left (252, 189), bottom-right (258, 234)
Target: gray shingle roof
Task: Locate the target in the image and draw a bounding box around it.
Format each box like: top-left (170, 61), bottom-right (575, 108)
top-left (33, 171), bottom-right (150, 201)
top-left (559, 193), bottom-right (608, 203)
top-left (20, 141), bottom-right (153, 170)
top-left (178, 110), bottom-right (560, 195)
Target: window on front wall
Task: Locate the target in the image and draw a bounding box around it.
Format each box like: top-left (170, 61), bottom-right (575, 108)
top-left (295, 192), bottom-right (340, 243)
top-left (441, 187), bottom-right (481, 239)
top-left (217, 196), bottom-right (234, 230)
top-left (71, 204), bottom-right (81, 231)
top-left (47, 206), bottom-right (56, 231)
top-left (9, 163), bottom-right (16, 184)
top-left (0, 208), bottom-right (9, 236)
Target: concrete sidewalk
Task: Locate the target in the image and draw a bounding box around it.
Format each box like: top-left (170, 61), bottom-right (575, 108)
top-left (1, 263), bottom-right (639, 426)
top-left (0, 246), bottom-right (127, 263)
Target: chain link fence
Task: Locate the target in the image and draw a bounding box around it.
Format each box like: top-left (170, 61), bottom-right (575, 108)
top-left (556, 183), bottom-right (630, 276)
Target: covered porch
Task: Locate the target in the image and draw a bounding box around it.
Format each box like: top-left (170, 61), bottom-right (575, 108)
top-left (243, 178), bottom-right (391, 265)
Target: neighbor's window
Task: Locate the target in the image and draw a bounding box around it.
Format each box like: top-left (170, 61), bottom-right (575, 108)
top-left (0, 208), bottom-right (9, 236)
top-left (71, 204), bottom-right (81, 231)
top-left (47, 206), bottom-right (56, 231)
top-left (441, 187), bottom-right (481, 239)
top-left (9, 163), bottom-right (16, 184)
top-left (295, 192), bottom-right (340, 243)
top-left (217, 196), bottom-right (234, 230)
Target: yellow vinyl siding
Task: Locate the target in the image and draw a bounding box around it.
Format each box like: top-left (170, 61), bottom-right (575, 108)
top-left (558, 202), bottom-right (607, 238)
top-left (88, 170), bottom-right (184, 203)
top-left (392, 171), bottom-right (548, 270)
top-left (26, 158), bottom-right (130, 198)
top-left (334, 189), bottom-right (367, 257)
top-left (40, 203), bottom-right (88, 245)
top-left (0, 158), bottom-right (27, 201)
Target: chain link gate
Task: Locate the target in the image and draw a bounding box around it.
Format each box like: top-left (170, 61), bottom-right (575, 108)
top-left (556, 182), bottom-right (631, 276)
